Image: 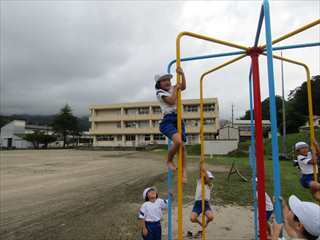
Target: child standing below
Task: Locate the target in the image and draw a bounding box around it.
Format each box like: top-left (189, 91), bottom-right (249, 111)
top-left (155, 67), bottom-right (187, 182)
top-left (138, 187), bottom-right (168, 240)
top-left (295, 140), bottom-right (320, 201)
top-left (190, 166), bottom-right (214, 234)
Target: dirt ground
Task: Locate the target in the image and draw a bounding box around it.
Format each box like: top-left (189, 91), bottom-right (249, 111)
top-left (0, 150), bottom-right (253, 240)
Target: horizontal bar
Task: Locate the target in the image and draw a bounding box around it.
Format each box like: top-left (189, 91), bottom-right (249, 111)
top-left (273, 42), bottom-right (320, 51)
top-left (167, 50), bottom-right (245, 73)
top-left (167, 42), bottom-right (319, 74)
top-left (260, 18), bottom-right (320, 49)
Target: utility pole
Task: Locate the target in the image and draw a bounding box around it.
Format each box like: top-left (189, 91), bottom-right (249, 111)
top-left (231, 103), bottom-right (234, 127)
top-left (281, 51), bottom-right (287, 158)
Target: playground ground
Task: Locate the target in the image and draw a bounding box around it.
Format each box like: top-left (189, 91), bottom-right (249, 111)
top-left (0, 149), bottom-right (311, 240)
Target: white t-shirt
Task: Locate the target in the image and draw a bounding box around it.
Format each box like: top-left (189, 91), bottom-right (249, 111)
top-left (156, 87), bottom-right (176, 115)
top-left (195, 179), bottom-right (212, 201)
top-left (297, 152), bottom-right (314, 175)
top-left (138, 198), bottom-right (167, 222)
top-left (256, 192), bottom-right (274, 211)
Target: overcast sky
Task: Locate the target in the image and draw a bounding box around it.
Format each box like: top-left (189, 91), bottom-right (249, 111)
top-left (1, 1), bottom-right (319, 119)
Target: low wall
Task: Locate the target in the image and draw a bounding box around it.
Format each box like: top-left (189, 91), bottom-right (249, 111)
top-left (204, 140), bottom-right (239, 155)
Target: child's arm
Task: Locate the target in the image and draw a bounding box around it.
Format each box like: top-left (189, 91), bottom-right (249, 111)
top-left (313, 140), bottom-right (320, 156)
top-left (139, 219), bottom-right (148, 237)
top-left (163, 86), bottom-right (179, 105)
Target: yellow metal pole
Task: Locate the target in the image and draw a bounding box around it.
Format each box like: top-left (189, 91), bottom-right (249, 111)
top-left (177, 32), bottom-right (249, 51)
top-left (265, 53), bottom-right (318, 183)
top-left (260, 19), bottom-right (320, 49)
top-left (199, 54), bottom-right (247, 240)
top-left (175, 32), bottom-right (248, 240)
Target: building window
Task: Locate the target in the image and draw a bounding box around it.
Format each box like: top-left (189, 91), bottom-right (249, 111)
top-left (117, 122), bottom-right (121, 128)
top-left (137, 121), bottom-right (149, 128)
top-left (125, 135), bottom-right (136, 141)
top-left (184, 105), bottom-right (198, 112)
top-left (204, 118), bottom-right (215, 125)
top-left (204, 104), bottom-right (215, 112)
top-left (204, 133), bottom-right (215, 140)
top-left (154, 134), bottom-right (165, 141)
top-left (96, 135), bottom-right (114, 141)
top-left (138, 107), bottom-right (149, 115)
top-left (152, 106), bottom-right (161, 114)
top-left (124, 108), bottom-right (137, 115)
top-left (117, 135), bottom-right (122, 141)
top-left (152, 120), bottom-right (160, 128)
top-left (125, 121), bottom-right (136, 128)
top-left (187, 134), bottom-right (198, 144)
top-left (145, 135), bottom-right (151, 141)
top-left (185, 119), bottom-right (199, 127)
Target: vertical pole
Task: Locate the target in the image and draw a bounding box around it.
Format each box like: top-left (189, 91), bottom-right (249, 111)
top-left (167, 143), bottom-right (172, 240)
top-left (263, 0), bottom-right (283, 223)
top-left (249, 68), bottom-right (259, 240)
top-left (200, 78), bottom-right (206, 240)
top-left (251, 52), bottom-right (267, 240)
top-left (176, 36), bottom-right (183, 240)
top-left (281, 52), bottom-right (287, 157)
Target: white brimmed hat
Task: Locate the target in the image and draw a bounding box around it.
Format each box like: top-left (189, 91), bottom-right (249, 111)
top-left (289, 195), bottom-right (320, 237)
top-left (154, 73), bottom-right (173, 83)
top-left (207, 170), bottom-right (214, 179)
top-left (295, 142), bottom-right (309, 150)
top-left (142, 187), bottom-right (157, 200)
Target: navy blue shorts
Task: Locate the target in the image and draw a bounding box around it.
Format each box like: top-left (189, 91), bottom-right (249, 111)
top-left (192, 200), bottom-right (211, 216)
top-left (142, 221), bottom-right (161, 240)
top-left (266, 210), bottom-right (273, 221)
top-left (159, 112), bottom-right (186, 142)
top-left (300, 174), bottom-right (314, 188)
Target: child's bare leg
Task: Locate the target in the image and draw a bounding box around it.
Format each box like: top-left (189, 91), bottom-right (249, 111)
top-left (190, 213), bottom-right (202, 226)
top-left (310, 181), bottom-right (320, 200)
top-left (182, 145), bottom-right (187, 183)
top-left (167, 133), bottom-right (182, 171)
top-left (205, 210), bottom-right (214, 227)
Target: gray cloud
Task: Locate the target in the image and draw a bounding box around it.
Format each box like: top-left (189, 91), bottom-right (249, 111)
top-left (1, 1), bottom-right (319, 120)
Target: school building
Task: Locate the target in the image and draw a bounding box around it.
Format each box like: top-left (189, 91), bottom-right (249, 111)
top-left (89, 98), bottom-right (220, 147)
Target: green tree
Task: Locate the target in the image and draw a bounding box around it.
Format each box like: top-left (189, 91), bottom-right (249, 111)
top-left (52, 104), bottom-right (80, 148)
top-left (22, 131), bottom-right (56, 149)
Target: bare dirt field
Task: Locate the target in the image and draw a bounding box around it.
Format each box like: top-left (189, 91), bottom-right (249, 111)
top-left (0, 150), bottom-right (253, 240)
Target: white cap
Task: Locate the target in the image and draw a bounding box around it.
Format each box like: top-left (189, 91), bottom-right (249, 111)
top-left (207, 170), bottom-right (214, 179)
top-left (288, 195), bottom-right (320, 237)
top-left (154, 73), bottom-right (172, 83)
top-left (295, 142), bottom-right (309, 150)
top-left (142, 187), bottom-right (157, 200)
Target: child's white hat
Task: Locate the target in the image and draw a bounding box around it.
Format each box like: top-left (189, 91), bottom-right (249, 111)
top-left (288, 195), bottom-right (320, 237)
top-left (295, 141), bottom-right (308, 150)
top-left (207, 170), bottom-right (214, 179)
top-left (142, 186), bottom-right (157, 200)
top-left (154, 73), bottom-right (173, 83)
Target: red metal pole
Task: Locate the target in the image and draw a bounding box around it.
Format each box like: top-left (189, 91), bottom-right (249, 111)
top-left (251, 51), bottom-right (267, 240)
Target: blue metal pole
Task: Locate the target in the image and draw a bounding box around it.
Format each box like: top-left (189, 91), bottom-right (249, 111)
top-left (249, 67), bottom-right (258, 240)
top-left (254, 5), bottom-right (264, 47)
top-left (167, 151), bottom-right (172, 240)
top-left (167, 50), bottom-right (245, 73)
top-left (263, 0), bottom-right (282, 224)
top-left (273, 42), bottom-right (320, 51)
top-left (167, 42), bottom-right (320, 74)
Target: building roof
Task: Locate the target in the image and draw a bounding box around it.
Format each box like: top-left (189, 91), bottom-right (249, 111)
top-left (89, 98), bottom-right (218, 110)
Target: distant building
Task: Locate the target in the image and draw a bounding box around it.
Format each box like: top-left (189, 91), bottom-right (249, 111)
top-left (89, 98), bottom-right (220, 147)
top-left (218, 126), bottom-right (239, 141)
top-left (224, 119), bottom-right (271, 142)
top-left (0, 120), bottom-right (53, 148)
top-left (299, 115), bottom-right (320, 132)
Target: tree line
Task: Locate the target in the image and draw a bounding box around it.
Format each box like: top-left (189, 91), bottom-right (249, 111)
top-left (241, 75), bottom-right (320, 134)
